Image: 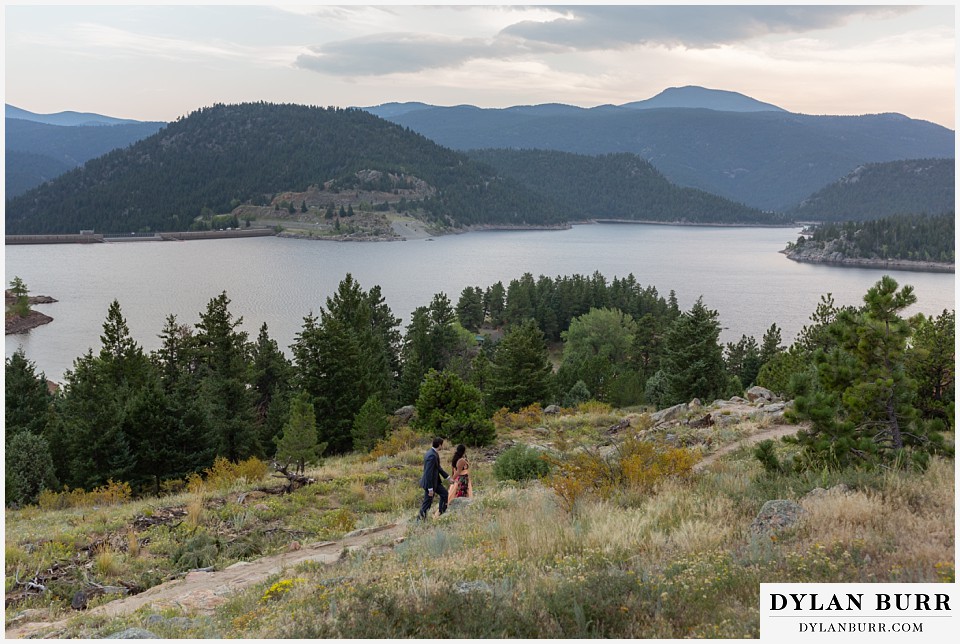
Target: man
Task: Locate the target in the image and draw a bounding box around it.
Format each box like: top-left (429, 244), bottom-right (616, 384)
top-left (418, 436), bottom-right (450, 520)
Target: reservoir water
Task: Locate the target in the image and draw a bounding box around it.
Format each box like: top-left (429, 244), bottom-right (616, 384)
top-left (5, 224), bottom-right (955, 381)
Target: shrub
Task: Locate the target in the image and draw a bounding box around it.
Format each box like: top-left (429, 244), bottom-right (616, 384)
top-left (368, 426), bottom-right (424, 460)
top-left (577, 400), bottom-right (613, 415)
top-left (37, 479), bottom-right (132, 510)
top-left (203, 456), bottom-right (270, 491)
top-left (5, 432), bottom-right (58, 506)
top-left (492, 403), bottom-right (543, 431)
top-left (493, 445), bottom-right (552, 482)
top-left (544, 438), bottom-right (699, 512)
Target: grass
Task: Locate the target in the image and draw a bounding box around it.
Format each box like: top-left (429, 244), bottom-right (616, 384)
top-left (5, 411), bottom-right (954, 638)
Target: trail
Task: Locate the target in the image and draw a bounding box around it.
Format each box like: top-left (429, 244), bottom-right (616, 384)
top-left (693, 423), bottom-right (803, 471)
top-left (6, 522), bottom-right (407, 639)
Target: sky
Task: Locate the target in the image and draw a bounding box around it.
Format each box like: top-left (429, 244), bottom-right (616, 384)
top-left (3, 2), bottom-right (956, 128)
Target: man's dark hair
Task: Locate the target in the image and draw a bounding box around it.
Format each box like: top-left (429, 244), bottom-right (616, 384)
top-left (432, 437), bottom-right (444, 448)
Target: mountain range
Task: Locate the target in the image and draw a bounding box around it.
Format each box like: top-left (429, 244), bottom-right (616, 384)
top-left (367, 89), bottom-right (953, 212)
top-left (5, 87), bottom-right (954, 232)
top-left (6, 107), bottom-right (165, 197)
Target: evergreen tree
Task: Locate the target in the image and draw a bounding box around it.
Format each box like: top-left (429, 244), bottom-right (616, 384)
top-left (274, 391), bottom-right (322, 473)
top-left (194, 292), bottom-right (261, 460)
top-left (5, 349), bottom-right (52, 440)
top-left (250, 323), bottom-right (293, 456)
top-left (5, 432), bottom-right (57, 506)
top-left (484, 281), bottom-right (506, 326)
top-left (908, 309), bottom-right (955, 424)
top-left (724, 335), bottom-right (762, 389)
top-left (351, 395), bottom-right (390, 452)
top-left (487, 318), bottom-right (553, 411)
top-left (456, 286), bottom-right (485, 331)
top-left (792, 277), bottom-right (950, 469)
top-left (661, 297), bottom-right (727, 405)
top-left (415, 370), bottom-right (495, 446)
top-left (8, 276), bottom-right (30, 317)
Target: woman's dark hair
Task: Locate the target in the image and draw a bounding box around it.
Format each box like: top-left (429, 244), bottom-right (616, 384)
top-left (451, 444), bottom-right (466, 470)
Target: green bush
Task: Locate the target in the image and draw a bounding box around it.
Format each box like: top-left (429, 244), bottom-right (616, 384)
top-left (415, 369), bottom-right (496, 446)
top-left (493, 444), bottom-right (552, 482)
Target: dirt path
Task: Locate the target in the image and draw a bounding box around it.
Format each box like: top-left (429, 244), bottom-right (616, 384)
top-left (694, 423), bottom-right (803, 471)
top-left (6, 522), bottom-right (407, 639)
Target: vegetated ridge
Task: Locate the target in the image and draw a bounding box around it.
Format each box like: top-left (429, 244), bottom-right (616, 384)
top-left (468, 148), bottom-right (778, 224)
top-left (5, 102), bottom-right (571, 235)
top-left (789, 158), bottom-right (955, 222)
top-left (6, 117), bottom-right (166, 198)
top-left (6, 103), bottom-right (146, 127)
top-left (783, 212), bottom-right (955, 271)
top-left (373, 93), bottom-right (954, 211)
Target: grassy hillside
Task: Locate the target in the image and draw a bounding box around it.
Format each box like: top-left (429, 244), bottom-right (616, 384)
top-left (5, 103), bottom-right (569, 235)
top-left (6, 403), bottom-right (953, 638)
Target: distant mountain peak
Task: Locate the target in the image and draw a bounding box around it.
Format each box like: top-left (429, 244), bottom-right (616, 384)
top-left (620, 86), bottom-right (787, 113)
top-left (5, 103), bottom-right (146, 126)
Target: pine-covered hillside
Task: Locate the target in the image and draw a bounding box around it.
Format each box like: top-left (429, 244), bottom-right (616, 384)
top-left (468, 149), bottom-right (778, 224)
top-left (5, 103), bottom-right (570, 234)
top-left (790, 158), bottom-right (955, 222)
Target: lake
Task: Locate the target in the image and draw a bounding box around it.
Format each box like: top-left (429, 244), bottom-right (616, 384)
top-left (5, 224), bottom-right (955, 381)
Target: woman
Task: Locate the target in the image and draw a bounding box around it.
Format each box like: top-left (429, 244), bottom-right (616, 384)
top-left (449, 444), bottom-right (473, 499)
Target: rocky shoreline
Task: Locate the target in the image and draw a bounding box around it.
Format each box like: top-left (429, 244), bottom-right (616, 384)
top-left (5, 294), bottom-right (58, 335)
top-left (781, 248), bottom-right (954, 274)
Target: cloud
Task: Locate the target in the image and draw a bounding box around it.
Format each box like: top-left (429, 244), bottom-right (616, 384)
top-left (500, 5), bottom-right (911, 50)
top-left (295, 5), bottom-right (914, 77)
top-left (25, 22), bottom-right (304, 67)
top-left (296, 33), bottom-right (511, 76)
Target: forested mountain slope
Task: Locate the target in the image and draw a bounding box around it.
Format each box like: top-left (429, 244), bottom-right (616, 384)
top-left (5, 118), bottom-right (166, 197)
top-left (5, 103), bottom-right (569, 234)
top-left (789, 159), bottom-right (955, 222)
top-left (380, 107), bottom-right (954, 211)
top-left (467, 149), bottom-right (778, 224)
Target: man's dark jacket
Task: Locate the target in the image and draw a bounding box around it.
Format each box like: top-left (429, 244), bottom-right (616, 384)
top-left (419, 448), bottom-right (448, 491)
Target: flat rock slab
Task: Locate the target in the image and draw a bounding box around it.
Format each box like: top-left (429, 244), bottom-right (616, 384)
top-left (6, 523), bottom-right (405, 639)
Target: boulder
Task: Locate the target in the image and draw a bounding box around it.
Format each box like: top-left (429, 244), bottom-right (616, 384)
top-left (650, 402), bottom-right (688, 425)
top-left (544, 404), bottom-right (561, 415)
top-left (393, 405), bottom-right (416, 423)
top-left (803, 484), bottom-right (851, 500)
top-left (106, 628), bottom-right (160, 639)
top-left (532, 426), bottom-right (550, 436)
top-left (750, 500), bottom-right (804, 537)
top-left (746, 386), bottom-right (775, 403)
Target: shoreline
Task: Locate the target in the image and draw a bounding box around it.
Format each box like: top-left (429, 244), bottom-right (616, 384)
top-left (781, 249), bottom-right (954, 274)
top-left (5, 310), bottom-right (55, 335)
top-left (4, 218), bottom-right (798, 246)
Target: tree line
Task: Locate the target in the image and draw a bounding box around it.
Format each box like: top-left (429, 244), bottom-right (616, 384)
top-left (788, 213), bottom-right (955, 264)
top-left (6, 272), bottom-right (954, 505)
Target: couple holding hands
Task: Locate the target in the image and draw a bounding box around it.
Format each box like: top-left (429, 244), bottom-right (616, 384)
top-left (417, 437), bottom-right (473, 521)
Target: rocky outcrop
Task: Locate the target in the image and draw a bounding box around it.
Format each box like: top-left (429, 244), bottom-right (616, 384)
top-left (5, 310), bottom-right (54, 335)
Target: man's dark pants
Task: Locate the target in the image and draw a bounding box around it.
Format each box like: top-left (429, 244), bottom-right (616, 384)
top-left (418, 484), bottom-right (448, 520)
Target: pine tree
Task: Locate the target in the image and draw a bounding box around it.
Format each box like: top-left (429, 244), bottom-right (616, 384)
top-left (194, 292), bottom-right (260, 460)
top-left (5, 432), bottom-right (58, 506)
top-left (487, 318), bottom-right (553, 411)
top-left (661, 297), bottom-right (727, 405)
top-left (415, 369), bottom-right (495, 446)
top-left (275, 391), bottom-right (322, 473)
top-left (250, 323), bottom-right (293, 456)
top-left (5, 349), bottom-right (52, 440)
top-left (456, 286), bottom-right (485, 331)
top-left (792, 277), bottom-right (951, 469)
top-left (351, 396), bottom-right (390, 452)
top-left (908, 309), bottom-right (955, 424)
